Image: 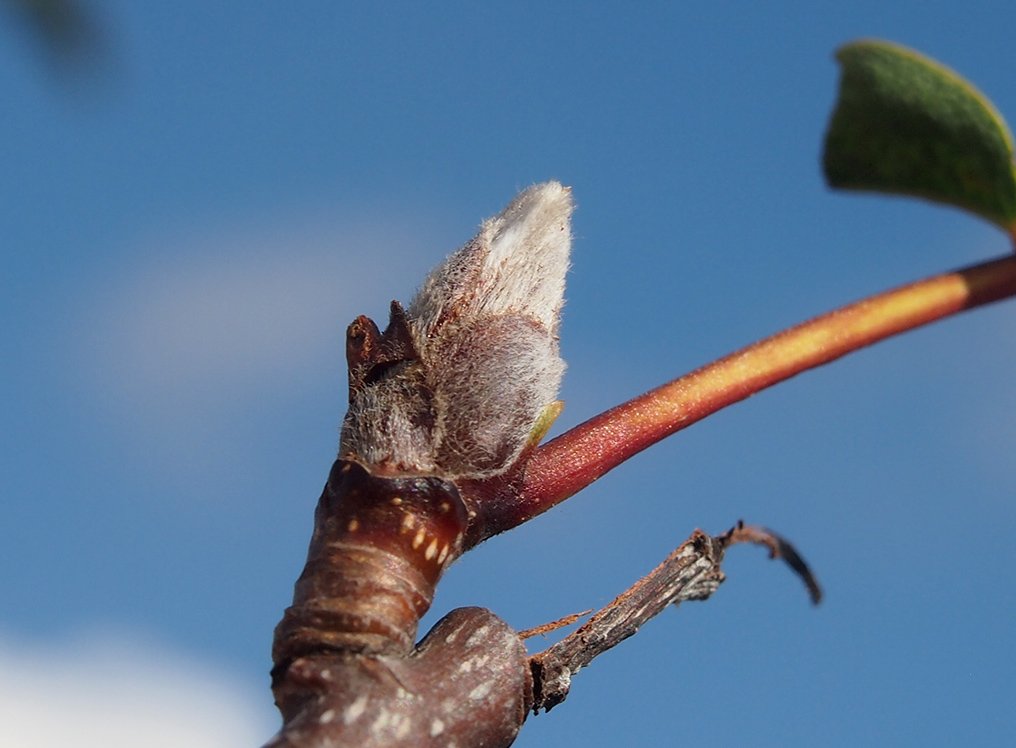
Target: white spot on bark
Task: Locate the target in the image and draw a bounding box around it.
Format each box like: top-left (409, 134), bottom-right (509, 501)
top-left (371, 708), bottom-right (392, 734)
top-left (425, 537), bottom-right (438, 560)
top-left (395, 715), bottom-right (412, 739)
top-left (469, 682), bottom-right (492, 700)
top-left (347, 517), bottom-right (360, 532)
top-left (458, 659), bottom-right (473, 673)
top-left (437, 544), bottom-right (449, 565)
top-left (430, 718), bottom-right (445, 737)
top-left (466, 625), bottom-right (490, 648)
top-left (412, 527), bottom-right (426, 549)
top-left (319, 708), bottom-right (336, 724)
top-left (472, 653), bottom-right (490, 670)
top-left (401, 513), bottom-right (415, 533)
top-left (343, 695), bottom-right (368, 725)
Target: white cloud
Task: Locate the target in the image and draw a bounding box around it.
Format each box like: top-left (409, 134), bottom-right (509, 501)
top-left (0, 630), bottom-right (276, 748)
top-left (63, 208), bottom-right (445, 481)
top-left (78, 211), bottom-right (436, 415)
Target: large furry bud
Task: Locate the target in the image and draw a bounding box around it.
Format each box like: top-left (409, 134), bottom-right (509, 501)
top-left (339, 182), bottom-right (572, 478)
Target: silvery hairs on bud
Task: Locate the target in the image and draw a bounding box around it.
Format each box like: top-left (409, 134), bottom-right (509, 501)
top-left (340, 182), bottom-right (573, 478)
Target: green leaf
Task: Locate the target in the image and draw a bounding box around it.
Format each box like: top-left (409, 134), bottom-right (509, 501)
top-left (824, 39), bottom-right (1016, 233)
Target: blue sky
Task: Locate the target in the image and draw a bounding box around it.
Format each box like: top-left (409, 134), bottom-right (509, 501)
top-left (2, 3), bottom-right (1015, 746)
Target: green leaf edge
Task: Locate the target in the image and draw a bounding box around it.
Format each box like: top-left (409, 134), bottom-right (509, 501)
top-left (824, 38), bottom-right (1016, 238)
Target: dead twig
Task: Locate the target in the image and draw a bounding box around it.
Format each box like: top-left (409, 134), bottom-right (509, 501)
top-left (529, 521), bottom-right (819, 713)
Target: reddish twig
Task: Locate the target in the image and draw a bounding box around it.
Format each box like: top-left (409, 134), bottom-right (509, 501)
top-left (473, 254), bottom-right (1016, 537)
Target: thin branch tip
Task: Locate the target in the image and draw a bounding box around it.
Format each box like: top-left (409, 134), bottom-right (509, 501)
top-left (721, 522), bottom-right (823, 605)
top-left (526, 519), bottom-right (821, 715)
top-left (518, 609), bottom-right (592, 640)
